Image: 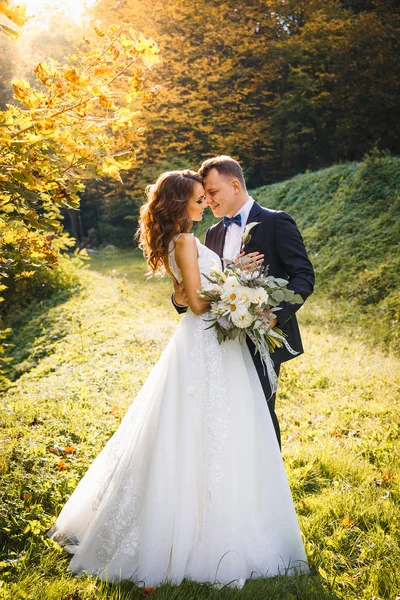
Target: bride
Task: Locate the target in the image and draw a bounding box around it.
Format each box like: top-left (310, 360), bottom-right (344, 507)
top-left (48, 169), bottom-right (308, 586)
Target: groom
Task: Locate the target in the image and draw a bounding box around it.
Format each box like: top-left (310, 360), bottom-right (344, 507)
top-left (172, 155), bottom-right (315, 448)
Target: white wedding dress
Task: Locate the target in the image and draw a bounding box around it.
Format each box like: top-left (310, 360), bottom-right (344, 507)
top-left (48, 235), bottom-right (308, 586)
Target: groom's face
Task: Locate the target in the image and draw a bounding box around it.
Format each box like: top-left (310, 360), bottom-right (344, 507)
top-left (203, 168), bottom-right (238, 218)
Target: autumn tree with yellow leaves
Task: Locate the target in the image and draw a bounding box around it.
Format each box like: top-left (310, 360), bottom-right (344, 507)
top-left (0, 2), bottom-right (160, 386)
top-left (76, 0), bottom-right (399, 243)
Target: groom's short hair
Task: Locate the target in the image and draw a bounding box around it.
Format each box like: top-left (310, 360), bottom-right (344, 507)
top-left (198, 155), bottom-right (246, 188)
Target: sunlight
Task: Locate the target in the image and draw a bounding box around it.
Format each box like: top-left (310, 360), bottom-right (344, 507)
top-left (24, 0), bottom-right (97, 25)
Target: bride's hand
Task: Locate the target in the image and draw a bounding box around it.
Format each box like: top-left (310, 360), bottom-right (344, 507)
top-left (260, 308), bottom-right (278, 328)
top-left (234, 251), bottom-right (264, 271)
top-left (172, 277), bottom-right (189, 307)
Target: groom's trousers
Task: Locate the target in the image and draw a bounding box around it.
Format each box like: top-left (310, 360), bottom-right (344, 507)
top-left (246, 337), bottom-right (281, 450)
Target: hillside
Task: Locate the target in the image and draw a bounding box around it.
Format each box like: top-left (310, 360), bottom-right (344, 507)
top-left (197, 153), bottom-right (400, 351)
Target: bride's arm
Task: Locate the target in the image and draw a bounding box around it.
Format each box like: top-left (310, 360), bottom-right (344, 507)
top-left (174, 235), bottom-right (209, 316)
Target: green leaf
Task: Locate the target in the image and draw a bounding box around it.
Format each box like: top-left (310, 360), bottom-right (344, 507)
top-left (274, 277), bottom-right (289, 286)
top-left (271, 289), bottom-right (285, 302)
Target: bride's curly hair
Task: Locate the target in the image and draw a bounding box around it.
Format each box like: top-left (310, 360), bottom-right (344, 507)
top-left (136, 169), bottom-right (203, 275)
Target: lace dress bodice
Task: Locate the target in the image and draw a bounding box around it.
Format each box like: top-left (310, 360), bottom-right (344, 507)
top-left (168, 234), bottom-right (221, 289)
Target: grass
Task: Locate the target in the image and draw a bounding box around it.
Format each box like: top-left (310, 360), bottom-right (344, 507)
top-left (1, 250), bottom-right (399, 599)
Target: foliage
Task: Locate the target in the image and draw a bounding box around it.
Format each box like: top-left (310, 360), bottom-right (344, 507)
top-left (251, 152), bottom-right (400, 352)
top-left (91, 0), bottom-right (400, 182)
top-left (0, 16), bottom-right (160, 388)
top-left (0, 253), bottom-right (399, 599)
top-left (0, 0), bottom-right (28, 39)
top-left (0, 22), bottom-right (160, 275)
top-left (68, 0), bottom-right (400, 244)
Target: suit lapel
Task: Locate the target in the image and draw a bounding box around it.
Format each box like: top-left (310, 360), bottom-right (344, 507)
top-left (205, 220), bottom-right (226, 264)
top-left (242, 201), bottom-right (263, 253)
top-left (215, 223), bottom-right (226, 260)
top-left (246, 201), bottom-right (262, 225)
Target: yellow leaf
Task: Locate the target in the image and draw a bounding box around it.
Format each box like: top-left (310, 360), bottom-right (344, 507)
top-left (100, 157), bottom-right (122, 180)
top-left (99, 95), bottom-right (114, 109)
top-left (34, 63), bottom-right (51, 86)
top-left (12, 79), bottom-right (41, 109)
top-left (0, 21), bottom-right (20, 39)
top-left (0, 1), bottom-right (28, 27)
top-left (14, 271), bottom-right (36, 280)
top-left (63, 67), bottom-right (80, 84)
top-left (94, 65), bottom-right (113, 77)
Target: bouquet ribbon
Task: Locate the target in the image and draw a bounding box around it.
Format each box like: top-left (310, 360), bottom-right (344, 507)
top-left (247, 329), bottom-right (299, 400)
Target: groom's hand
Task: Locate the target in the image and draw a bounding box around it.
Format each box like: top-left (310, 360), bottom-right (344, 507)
top-left (172, 278), bottom-right (189, 307)
top-left (234, 251), bottom-right (264, 270)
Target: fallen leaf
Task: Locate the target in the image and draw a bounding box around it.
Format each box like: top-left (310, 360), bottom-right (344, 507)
top-left (63, 445), bottom-right (77, 455)
top-left (331, 430), bottom-right (345, 438)
top-left (376, 470), bottom-right (394, 486)
top-left (23, 492), bottom-right (30, 500)
top-left (381, 470), bottom-right (394, 483)
top-left (55, 460), bottom-right (69, 471)
top-left (341, 515), bottom-right (354, 528)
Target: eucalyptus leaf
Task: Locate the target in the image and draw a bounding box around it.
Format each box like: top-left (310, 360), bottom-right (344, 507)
top-left (271, 289), bottom-right (285, 302)
top-left (283, 289), bottom-right (295, 301)
top-left (274, 278), bottom-right (289, 286)
top-left (293, 294), bottom-right (304, 304)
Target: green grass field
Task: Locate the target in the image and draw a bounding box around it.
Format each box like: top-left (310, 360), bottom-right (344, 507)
top-left (1, 250), bottom-right (399, 599)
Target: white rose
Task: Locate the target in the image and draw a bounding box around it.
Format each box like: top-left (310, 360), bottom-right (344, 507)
top-left (252, 287), bottom-right (269, 306)
top-left (231, 306), bottom-right (255, 329)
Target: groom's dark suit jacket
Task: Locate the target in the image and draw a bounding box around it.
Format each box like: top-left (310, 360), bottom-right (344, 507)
top-left (204, 202), bottom-right (315, 365)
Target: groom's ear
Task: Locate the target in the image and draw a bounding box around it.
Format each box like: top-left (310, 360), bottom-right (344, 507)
top-left (231, 179), bottom-right (241, 194)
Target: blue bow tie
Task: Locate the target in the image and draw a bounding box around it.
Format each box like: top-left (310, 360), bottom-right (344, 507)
top-left (223, 214), bottom-right (242, 228)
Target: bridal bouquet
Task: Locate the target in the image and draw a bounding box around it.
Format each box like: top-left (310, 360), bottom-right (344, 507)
top-left (198, 259), bottom-right (303, 398)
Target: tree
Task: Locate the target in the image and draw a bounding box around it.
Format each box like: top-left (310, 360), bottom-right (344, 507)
top-left (32, 0), bottom-right (400, 245)
top-left (0, 6), bottom-right (160, 387)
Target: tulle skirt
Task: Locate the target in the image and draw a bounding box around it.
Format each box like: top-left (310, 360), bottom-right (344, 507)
top-left (48, 311), bottom-right (308, 586)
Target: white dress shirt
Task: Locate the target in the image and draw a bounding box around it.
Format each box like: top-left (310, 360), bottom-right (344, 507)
top-left (222, 197), bottom-right (254, 261)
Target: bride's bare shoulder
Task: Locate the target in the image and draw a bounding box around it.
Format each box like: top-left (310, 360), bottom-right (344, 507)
top-left (175, 233), bottom-right (196, 248)
top-left (176, 233), bottom-right (196, 246)
top-left (175, 234), bottom-right (198, 269)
